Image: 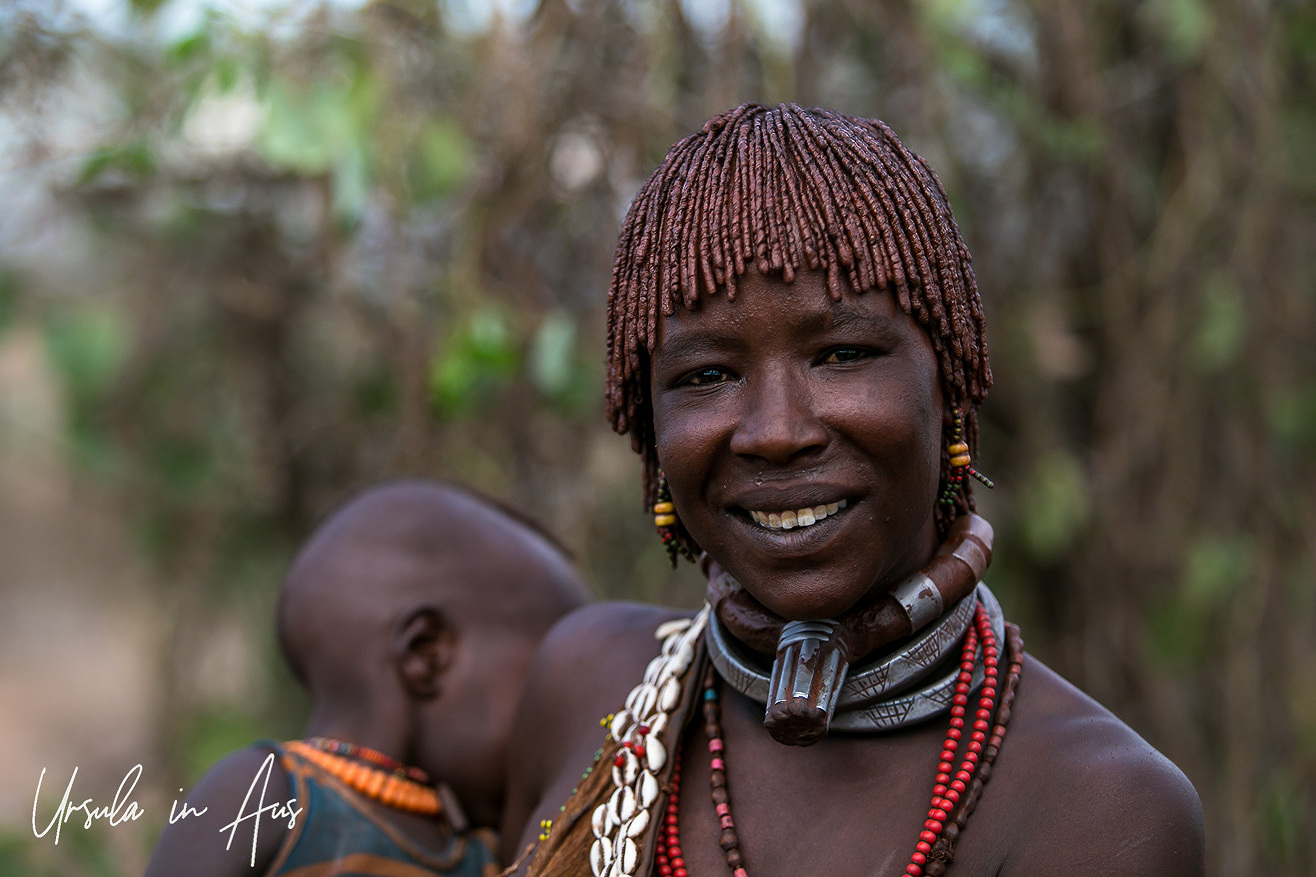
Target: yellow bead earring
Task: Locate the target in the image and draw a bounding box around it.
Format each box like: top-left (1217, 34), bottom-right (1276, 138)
top-left (654, 470), bottom-right (696, 566)
top-left (940, 408), bottom-right (994, 506)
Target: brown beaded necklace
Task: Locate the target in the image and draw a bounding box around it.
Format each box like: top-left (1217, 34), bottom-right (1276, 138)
top-left (655, 605), bottom-right (1024, 877)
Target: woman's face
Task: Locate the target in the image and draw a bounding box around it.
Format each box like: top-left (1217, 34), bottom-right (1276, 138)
top-left (650, 269), bottom-right (944, 621)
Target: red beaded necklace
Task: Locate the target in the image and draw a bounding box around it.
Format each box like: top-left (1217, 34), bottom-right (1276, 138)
top-left (656, 604), bottom-right (1022, 877)
top-left (300, 736), bottom-right (432, 783)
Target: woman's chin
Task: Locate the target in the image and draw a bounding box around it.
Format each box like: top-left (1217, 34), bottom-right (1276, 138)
top-left (734, 578), bottom-right (865, 622)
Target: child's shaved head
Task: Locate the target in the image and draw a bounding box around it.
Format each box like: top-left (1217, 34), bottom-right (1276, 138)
top-left (274, 480), bottom-right (590, 826)
top-left (278, 481), bottom-right (584, 691)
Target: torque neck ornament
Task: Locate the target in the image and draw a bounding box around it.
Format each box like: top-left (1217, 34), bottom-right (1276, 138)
top-left (707, 585), bottom-right (1004, 739)
top-left (708, 513), bottom-right (996, 745)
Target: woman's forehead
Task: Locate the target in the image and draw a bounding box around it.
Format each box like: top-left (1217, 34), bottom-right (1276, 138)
top-left (654, 269), bottom-right (910, 347)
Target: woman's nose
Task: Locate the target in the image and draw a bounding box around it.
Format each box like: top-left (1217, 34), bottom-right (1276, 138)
top-left (729, 368), bottom-right (828, 463)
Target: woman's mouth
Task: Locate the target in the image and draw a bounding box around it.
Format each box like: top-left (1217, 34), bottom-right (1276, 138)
top-left (747, 499), bottom-right (848, 531)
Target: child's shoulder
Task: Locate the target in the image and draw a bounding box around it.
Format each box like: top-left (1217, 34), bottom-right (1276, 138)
top-left (143, 743), bottom-right (294, 877)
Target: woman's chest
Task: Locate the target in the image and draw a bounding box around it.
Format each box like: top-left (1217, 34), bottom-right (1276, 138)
top-left (661, 691), bottom-right (1012, 877)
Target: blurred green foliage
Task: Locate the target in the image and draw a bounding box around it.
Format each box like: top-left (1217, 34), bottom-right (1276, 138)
top-left (430, 305), bottom-right (519, 417)
top-left (1016, 449), bottom-right (1090, 564)
top-left (41, 306), bottom-right (131, 476)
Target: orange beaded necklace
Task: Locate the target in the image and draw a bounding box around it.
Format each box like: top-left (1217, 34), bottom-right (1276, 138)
top-left (284, 739), bottom-right (441, 816)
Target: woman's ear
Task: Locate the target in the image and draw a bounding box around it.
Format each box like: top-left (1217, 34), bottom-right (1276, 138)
top-left (393, 606), bottom-right (453, 701)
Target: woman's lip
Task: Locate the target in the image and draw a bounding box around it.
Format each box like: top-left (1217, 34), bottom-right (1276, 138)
top-left (747, 499), bottom-right (848, 530)
top-left (729, 484), bottom-right (855, 511)
top-left (728, 498), bottom-right (856, 556)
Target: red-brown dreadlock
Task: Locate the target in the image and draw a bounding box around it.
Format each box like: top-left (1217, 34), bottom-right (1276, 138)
top-left (605, 103), bottom-right (992, 559)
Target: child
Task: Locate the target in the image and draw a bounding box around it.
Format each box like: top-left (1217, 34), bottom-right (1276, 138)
top-left (146, 480), bottom-right (590, 876)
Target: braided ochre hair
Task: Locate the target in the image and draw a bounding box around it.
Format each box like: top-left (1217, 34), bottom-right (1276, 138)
top-left (604, 103), bottom-right (991, 558)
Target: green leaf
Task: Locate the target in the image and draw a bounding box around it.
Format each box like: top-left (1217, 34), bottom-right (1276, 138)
top-left (129, 0), bottom-right (171, 15)
top-left (429, 307), bottom-right (520, 418)
top-left (213, 55), bottom-right (242, 93)
top-left (258, 83), bottom-right (333, 173)
top-left (1017, 450), bottom-right (1090, 562)
top-left (258, 67), bottom-right (380, 217)
top-left (151, 433), bottom-right (216, 494)
top-left (1192, 274), bottom-right (1245, 372)
top-left (406, 117), bottom-right (472, 203)
top-left (42, 307), bottom-right (132, 478)
top-left (529, 310), bottom-right (577, 396)
top-left (181, 706), bottom-right (273, 782)
top-left (42, 307), bottom-right (130, 402)
top-left (77, 143), bottom-right (157, 184)
top-left (1143, 598), bottom-right (1209, 667)
top-left (331, 141), bottom-right (372, 223)
top-left (1180, 533), bottom-right (1253, 611)
top-left (353, 366), bottom-right (400, 417)
top-left (1266, 380), bottom-right (1316, 451)
top-left (1147, 532), bottom-right (1254, 665)
top-left (0, 268), bottom-right (17, 337)
top-left (168, 30), bottom-right (210, 65)
top-left (1257, 772), bottom-right (1307, 864)
top-left (1140, 0), bottom-right (1214, 65)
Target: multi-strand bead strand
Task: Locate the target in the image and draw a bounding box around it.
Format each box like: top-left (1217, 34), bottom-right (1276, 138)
top-left (656, 666), bottom-right (749, 877)
top-left (653, 750), bottom-right (684, 877)
top-left (654, 602), bottom-right (1018, 877)
top-left (702, 667), bottom-right (748, 877)
top-left (566, 596), bottom-right (1019, 877)
top-left (907, 604), bottom-right (996, 877)
top-left (926, 622), bottom-right (1024, 874)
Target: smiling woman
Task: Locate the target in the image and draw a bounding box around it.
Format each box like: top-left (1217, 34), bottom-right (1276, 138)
top-left (500, 103), bottom-right (1204, 877)
top-left (651, 272), bottom-right (944, 623)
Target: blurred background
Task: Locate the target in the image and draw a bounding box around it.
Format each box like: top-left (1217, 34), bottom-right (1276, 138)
top-left (0, 0), bottom-right (1312, 874)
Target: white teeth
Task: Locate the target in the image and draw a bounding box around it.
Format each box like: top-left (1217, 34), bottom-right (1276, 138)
top-left (750, 499), bottom-right (847, 530)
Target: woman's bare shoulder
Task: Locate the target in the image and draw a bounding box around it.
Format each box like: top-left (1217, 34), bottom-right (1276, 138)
top-left (514, 600), bottom-right (697, 749)
top-left (499, 601), bottom-right (696, 863)
top-left (990, 655), bottom-right (1204, 876)
top-left (539, 601), bottom-right (693, 666)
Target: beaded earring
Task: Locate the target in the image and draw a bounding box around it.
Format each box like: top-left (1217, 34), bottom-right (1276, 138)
top-left (654, 471), bottom-right (696, 566)
top-left (939, 408), bottom-right (994, 506)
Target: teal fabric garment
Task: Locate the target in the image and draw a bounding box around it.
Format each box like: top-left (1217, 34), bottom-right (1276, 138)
top-left (263, 742), bottom-right (499, 877)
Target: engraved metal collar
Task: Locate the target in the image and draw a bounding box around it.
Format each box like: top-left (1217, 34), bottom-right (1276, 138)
top-left (706, 584), bottom-right (1005, 732)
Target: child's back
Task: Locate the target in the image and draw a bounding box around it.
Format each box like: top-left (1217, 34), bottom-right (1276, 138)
top-left (145, 480), bottom-right (590, 876)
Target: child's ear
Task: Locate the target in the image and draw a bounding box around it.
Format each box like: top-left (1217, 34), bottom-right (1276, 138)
top-left (393, 606), bottom-right (453, 701)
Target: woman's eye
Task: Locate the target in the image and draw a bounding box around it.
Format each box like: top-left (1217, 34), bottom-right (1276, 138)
top-left (683, 367), bottom-right (732, 386)
top-left (821, 347), bottom-right (869, 364)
